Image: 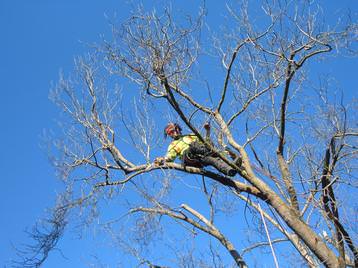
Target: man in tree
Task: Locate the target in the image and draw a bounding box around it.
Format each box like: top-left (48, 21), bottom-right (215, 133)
top-left (155, 122), bottom-right (239, 176)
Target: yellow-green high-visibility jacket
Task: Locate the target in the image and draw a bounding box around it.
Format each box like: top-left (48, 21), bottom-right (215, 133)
top-left (165, 135), bottom-right (199, 161)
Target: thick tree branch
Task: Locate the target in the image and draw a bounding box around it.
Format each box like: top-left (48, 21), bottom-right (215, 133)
top-left (321, 137), bottom-right (358, 267)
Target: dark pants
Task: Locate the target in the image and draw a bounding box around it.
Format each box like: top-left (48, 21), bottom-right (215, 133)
top-left (183, 142), bottom-right (236, 176)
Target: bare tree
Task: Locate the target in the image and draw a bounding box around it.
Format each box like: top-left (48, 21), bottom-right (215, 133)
top-left (18, 1), bottom-right (358, 267)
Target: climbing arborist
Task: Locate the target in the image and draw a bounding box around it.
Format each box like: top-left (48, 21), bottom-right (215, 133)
top-left (154, 122), bottom-right (239, 177)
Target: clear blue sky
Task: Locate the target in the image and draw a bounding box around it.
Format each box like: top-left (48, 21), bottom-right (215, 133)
top-left (0, 1), bottom-right (357, 267)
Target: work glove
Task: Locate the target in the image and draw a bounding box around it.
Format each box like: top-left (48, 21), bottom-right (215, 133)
top-left (154, 157), bottom-right (165, 165)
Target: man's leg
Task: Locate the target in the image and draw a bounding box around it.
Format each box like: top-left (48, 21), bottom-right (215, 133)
top-left (182, 150), bottom-right (203, 168)
top-left (200, 156), bottom-right (237, 177)
top-left (188, 142), bottom-right (211, 156)
top-left (188, 142), bottom-right (237, 176)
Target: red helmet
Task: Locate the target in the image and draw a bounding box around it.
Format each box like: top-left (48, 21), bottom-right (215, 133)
top-left (164, 123), bottom-right (182, 138)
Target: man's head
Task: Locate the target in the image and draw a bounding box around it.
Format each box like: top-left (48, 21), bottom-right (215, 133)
top-left (164, 123), bottom-right (182, 139)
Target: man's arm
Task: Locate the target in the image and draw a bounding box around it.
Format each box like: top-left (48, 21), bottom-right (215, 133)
top-left (154, 143), bottom-right (177, 165)
top-left (204, 122), bottom-right (215, 147)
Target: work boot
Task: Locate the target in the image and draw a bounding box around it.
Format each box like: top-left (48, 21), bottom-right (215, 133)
top-left (227, 168), bottom-right (237, 177)
top-left (202, 156), bottom-right (237, 177)
top-left (234, 156), bottom-right (242, 167)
